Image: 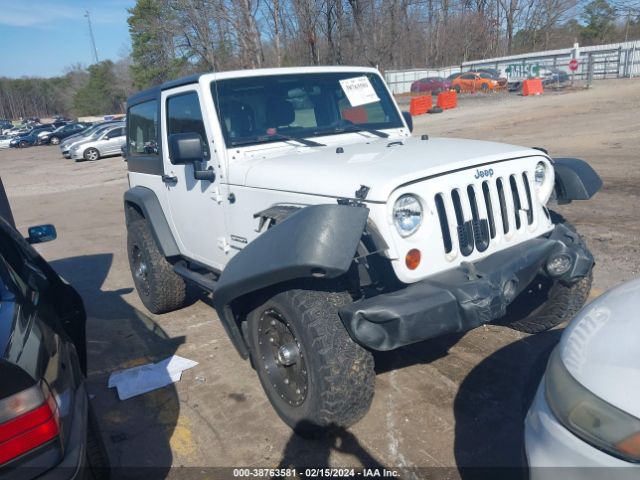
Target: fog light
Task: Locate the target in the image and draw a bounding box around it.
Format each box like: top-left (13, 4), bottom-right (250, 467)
top-left (546, 253), bottom-right (573, 277)
top-left (502, 279), bottom-right (518, 303)
top-left (405, 249), bottom-right (421, 270)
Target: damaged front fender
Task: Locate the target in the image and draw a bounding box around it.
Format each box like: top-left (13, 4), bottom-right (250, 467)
top-left (213, 204), bottom-right (369, 357)
top-left (553, 158), bottom-right (602, 204)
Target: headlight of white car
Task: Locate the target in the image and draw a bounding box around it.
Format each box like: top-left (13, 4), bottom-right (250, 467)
top-left (393, 194), bottom-right (423, 237)
top-left (533, 160), bottom-right (554, 204)
top-left (545, 348), bottom-right (640, 462)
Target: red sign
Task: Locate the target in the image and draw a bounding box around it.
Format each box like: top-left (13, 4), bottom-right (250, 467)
top-left (569, 59), bottom-right (579, 71)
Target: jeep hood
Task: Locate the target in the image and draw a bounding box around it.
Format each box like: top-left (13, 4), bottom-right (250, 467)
top-left (231, 137), bottom-right (543, 202)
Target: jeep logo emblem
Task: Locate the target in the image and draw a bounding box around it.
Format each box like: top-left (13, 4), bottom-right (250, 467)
top-left (474, 168), bottom-right (494, 179)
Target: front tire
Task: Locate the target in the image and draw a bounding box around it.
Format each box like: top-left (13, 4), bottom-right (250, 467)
top-left (247, 288), bottom-right (375, 436)
top-left (50, 136), bottom-right (60, 145)
top-left (500, 214), bottom-right (593, 333)
top-left (126, 219), bottom-right (186, 314)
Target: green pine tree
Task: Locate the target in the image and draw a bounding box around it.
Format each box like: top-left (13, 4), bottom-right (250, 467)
top-left (127, 0), bottom-right (186, 89)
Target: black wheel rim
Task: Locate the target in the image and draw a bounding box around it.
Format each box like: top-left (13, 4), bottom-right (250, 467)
top-left (257, 308), bottom-right (308, 406)
top-left (131, 245), bottom-right (150, 296)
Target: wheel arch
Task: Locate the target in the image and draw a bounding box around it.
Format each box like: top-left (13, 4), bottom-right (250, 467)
top-left (124, 186), bottom-right (180, 258)
top-left (213, 204), bottom-right (370, 359)
top-left (552, 157), bottom-right (602, 204)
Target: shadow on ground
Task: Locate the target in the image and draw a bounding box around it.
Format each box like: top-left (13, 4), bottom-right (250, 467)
top-left (453, 328), bottom-right (562, 478)
top-left (51, 253), bottom-right (185, 479)
top-left (276, 422), bottom-right (386, 471)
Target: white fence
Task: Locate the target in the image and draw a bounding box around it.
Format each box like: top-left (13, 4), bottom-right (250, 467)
top-left (384, 66), bottom-right (460, 94)
top-left (385, 40), bottom-right (640, 94)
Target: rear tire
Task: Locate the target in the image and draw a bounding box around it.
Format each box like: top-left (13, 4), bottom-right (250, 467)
top-left (50, 136), bottom-right (60, 145)
top-left (500, 214), bottom-right (593, 333)
top-left (247, 288), bottom-right (375, 437)
top-left (126, 219), bottom-right (186, 314)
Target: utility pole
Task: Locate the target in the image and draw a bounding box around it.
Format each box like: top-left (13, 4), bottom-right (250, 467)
top-left (85, 10), bottom-right (99, 64)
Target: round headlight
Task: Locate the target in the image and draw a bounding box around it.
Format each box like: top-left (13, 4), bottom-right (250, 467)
top-left (534, 161), bottom-right (547, 189)
top-left (393, 194), bottom-right (423, 237)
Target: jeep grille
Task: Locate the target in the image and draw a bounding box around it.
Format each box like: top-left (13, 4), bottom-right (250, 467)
top-left (434, 172), bottom-right (536, 257)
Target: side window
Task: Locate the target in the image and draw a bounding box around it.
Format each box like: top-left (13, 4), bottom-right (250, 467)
top-left (166, 91), bottom-right (210, 160)
top-left (128, 100), bottom-right (158, 156)
top-left (107, 127), bottom-right (124, 139)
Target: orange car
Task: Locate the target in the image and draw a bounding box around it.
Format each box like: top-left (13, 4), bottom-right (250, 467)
top-left (451, 72), bottom-right (499, 93)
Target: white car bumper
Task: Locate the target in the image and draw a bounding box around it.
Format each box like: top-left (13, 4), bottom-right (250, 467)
top-left (525, 379), bottom-right (638, 479)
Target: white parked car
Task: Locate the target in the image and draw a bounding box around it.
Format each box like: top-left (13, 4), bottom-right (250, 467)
top-left (525, 278), bottom-right (640, 478)
top-left (69, 124), bottom-right (125, 161)
top-left (123, 66), bottom-right (602, 436)
top-left (0, 135), bottom-right (12, 149)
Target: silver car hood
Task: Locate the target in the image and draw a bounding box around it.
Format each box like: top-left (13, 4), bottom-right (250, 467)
top-left (559, 278), bottom-right (640, 418)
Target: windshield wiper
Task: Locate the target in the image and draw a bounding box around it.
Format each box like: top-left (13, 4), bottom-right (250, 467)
top-left (335, 124), bottom-right (389, 138)
top-left (264, 133), bottom-right (326, 147)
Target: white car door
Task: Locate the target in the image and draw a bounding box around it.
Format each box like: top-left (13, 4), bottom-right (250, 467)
top-left (160, 85), bottom-right (228, 270)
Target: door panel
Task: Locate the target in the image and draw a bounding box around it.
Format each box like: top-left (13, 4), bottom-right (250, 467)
top-left (161, 86), bottom-right (228, 270)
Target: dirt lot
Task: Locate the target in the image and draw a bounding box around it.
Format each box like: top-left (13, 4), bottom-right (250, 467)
top-left (1, 78), bottom-right (639, 478)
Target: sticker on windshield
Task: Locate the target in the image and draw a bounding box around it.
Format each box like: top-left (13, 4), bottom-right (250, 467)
top-left (339, 76), bottom-right (380, 107)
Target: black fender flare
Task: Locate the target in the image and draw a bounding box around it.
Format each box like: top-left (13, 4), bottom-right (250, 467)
top-left (553, 158), bottom-right (602, 204)
top-left (213, 204), bottom-right (369, 358)
top-left (123, 186), bottom-right (180, 257)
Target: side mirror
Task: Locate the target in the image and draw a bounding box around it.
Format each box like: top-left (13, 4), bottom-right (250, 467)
top-left (168, 132), bottom-right (205, 165)
top-left (27, 224), bottom-right (57, 244)
top-left (168, 133), bottom-right (216, 182)
top-left (402, 111), bottom-right (414, 133)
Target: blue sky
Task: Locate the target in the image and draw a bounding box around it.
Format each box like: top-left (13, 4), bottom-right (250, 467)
top-left (0, 0), bottom-right (135, 78)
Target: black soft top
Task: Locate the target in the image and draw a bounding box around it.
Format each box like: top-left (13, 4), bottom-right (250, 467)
top-left (126, 73), bottom-right (203, 108)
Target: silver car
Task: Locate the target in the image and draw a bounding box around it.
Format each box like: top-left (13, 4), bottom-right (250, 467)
top-left (61, 122), bottom-right (123, 158)
top-left (69, 125), bottom-right (126, 161)
top-left (525, 277), bottom-right (640, 479)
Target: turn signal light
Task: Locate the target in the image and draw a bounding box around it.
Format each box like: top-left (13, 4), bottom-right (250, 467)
top-left (405, 249), bottom-right (421, 270)
top-left (616, 432), bottom-right (640, 459)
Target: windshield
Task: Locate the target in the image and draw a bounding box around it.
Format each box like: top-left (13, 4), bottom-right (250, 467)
top-left (211, 71), bottom-right (403, 147)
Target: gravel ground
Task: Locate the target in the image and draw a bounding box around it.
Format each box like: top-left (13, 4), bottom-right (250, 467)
top-left (0, 77), bottom-right (638, 478)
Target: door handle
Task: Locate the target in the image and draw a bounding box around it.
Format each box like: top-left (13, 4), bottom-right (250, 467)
top-left (162, 174), bottom-right (178, 184)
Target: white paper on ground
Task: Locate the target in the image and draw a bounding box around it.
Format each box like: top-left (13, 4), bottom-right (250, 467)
top-left (107, 355), bottom-right (198, 400)
top-left (339, 76), bottom-right (380, 107)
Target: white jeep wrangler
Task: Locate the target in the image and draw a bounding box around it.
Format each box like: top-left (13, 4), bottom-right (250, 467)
top-left (123, 66), bottom-right (601, 435)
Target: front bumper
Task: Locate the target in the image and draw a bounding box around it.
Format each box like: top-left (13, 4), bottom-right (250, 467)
top-left (339, 223), bottom-right (593, 351)
top-left (525, 381), bottom-right (638, 479)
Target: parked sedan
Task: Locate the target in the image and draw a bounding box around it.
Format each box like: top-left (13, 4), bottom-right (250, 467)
top-left (525, 278), bottom-right (640, 479)
top-left (70, 124), bottom-right (125, 161)
top-left (540, 68), bottom-right (570, 85)
top-left (410, 77), bottom-right (451, 94)
top-left (451, 71), bottom-right (500, 92)
top-left (9, 132), bottom-right (39, 148)
top-left (60, 121), bottom-right (122, 158)
top-left (40, 123), bottom-right (89, 145)
top-left (0, 135), bottom-right (12, 149)
top-left (0, 178), bottom-right (108, 478)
